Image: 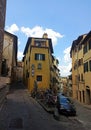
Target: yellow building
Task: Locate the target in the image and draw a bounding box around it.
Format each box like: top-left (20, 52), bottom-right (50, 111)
top-left (50, 56), bottom-right (60, 93)
top-left (67, 75), bottom-right (72, 97)
top-left (83, 31), bottom-right (91, 104)
top-left (23, 33), bottom-right (55, 92)
top-left (70, 31), bottom-right (91, 104)
top-left (60, 77), bottom-right (68, 95)
top-left (15, 61), bottom-right (23, 82)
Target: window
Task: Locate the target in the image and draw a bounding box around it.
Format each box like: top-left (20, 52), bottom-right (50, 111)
top-left (89, 60), bottom-right (91, 71)
top-left (29, 56), bottom-right (30, 61)
top-left (1, 59), bottom-right (8, 76)
top-left (35, 53), bottom-right (45, 60)
top-left (81, 58), bottom-right (83, 65)
top-left (78, 74), bottom-right (80, 81)
top-left (78, 58), bottom-right (83, 66)
top-left (75, 75), bottom-right (78, 84)
top-left (26, 60), bottom-right (27, 65)
top-left (84, 62), bottom-right (88, 73)
top-left (26, 70), bottom-right (29, 78)
top-left (83, 44), bottom-right (88, 54)
top-left (37, 63), bottom-right (42, 69)
top-left (78, 44), bottom-right (82, 51)
top-left (89, 40), bottom-right (91, 50)
top-left (36, 75), bottom-right (42, 81)
top-left (35, 41), bottom-right (41, 47)
top-left (34, 40), bottom-right (46, 47)
top-left (81, 74), bottom-right (83, 81)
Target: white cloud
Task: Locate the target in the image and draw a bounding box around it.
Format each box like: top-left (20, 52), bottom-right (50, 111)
top-left (18, 51), bottom-right (23, 60)
top-left (59, 63), bottom-right (71, 77)
top-left (18, 39), bottom-right (21, 45)
top-left (6, 24), bottom-right (19, 34)
top-left (59, 46), bottom-right (72, 77)
top-left (21, 25), bottom-right (63, 46)
top-left (63, 46), bottom-right (71, 63)
top-left (45, 28), bottom-right (63, 46)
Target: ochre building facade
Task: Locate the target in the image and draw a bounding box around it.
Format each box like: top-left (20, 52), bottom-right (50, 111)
top-left (23, 33), bottom-right (60, 93)
top-left (70, 31), bottom-right (91, 104)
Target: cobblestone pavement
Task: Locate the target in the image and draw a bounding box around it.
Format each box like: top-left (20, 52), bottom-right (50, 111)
top-left (0, 84), bottom-right (88, 130)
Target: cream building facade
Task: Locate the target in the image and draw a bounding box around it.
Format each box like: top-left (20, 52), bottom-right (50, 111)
top-left (1, 31), bottom-right (18, 83)
top-left (0, 0), bottom-right (7, 75)
top-left (70, 31), bottom-right (91, 104)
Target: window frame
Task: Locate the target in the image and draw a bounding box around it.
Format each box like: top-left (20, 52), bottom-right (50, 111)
top-left (36, 75), bottom-right (42, 81)
top-left (84, 62), bottom-right (88, 73)
top-left (89, 60), bottom-right (91, 71)
top-left (35, 53), bottom-right (45, 61)
top-left (89, 40), bottom-right (91, 50)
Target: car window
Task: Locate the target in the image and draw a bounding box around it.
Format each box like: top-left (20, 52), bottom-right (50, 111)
top-left (59, 98), bottom-right (67, 103)
top-left (67, 98), bottom-right (73, 104)
top-left (67, 98), bottom-right (71, 103)
top-left (58, 97), bottom-right (72, 104)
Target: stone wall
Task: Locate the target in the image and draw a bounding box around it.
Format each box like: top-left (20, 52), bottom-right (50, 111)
top-left (0, 0), bottom-right (6, 75)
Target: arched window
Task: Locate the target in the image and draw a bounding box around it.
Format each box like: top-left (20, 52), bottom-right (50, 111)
top-left (37, 63), bottom-right (42, 69)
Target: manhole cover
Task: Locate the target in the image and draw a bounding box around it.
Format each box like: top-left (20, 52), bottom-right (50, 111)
top-left (9, 118), bottom-right (23, 129)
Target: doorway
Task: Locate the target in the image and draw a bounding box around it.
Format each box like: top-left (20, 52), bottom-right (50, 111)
top-left (86, 87), bottom-right (90, 104)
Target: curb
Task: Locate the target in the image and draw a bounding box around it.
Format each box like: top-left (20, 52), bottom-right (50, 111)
top-left (37, 100), bottom-right (54, 114)
top-left (37, 99), bottom-right (69, 122)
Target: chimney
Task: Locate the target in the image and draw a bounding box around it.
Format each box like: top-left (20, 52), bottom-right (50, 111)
top-left (42, 33), bottom-right (48, 38)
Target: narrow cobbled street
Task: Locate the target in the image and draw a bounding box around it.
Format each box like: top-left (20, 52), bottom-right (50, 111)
top-left (0, 83), bottom-right (88, 130)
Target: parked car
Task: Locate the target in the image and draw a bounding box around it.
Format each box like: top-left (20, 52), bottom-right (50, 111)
top-left (56, 95), bottom-right (76, 116)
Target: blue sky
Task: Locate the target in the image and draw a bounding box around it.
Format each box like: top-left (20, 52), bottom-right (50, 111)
top-left (5, 0), bottom-right (91, 76)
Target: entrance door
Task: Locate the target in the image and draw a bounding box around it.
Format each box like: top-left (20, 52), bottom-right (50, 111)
top-left (82, 90), bottom-right (85, 103)
top-left (86, 87), bottom-right (90, 104)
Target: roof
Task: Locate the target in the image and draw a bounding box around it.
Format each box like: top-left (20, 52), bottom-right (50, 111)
top-left (81, 31), bottom-right (91, 45)
top-left (70, 31), bottom-right (91, 56)
top-left (23, 37), bottom-right (54, 55)
top-left (70, 34), bottom-right (87, 57)
top-left (4, 30), bottom-right (18, 39)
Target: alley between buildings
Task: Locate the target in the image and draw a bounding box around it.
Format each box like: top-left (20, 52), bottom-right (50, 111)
top-left (0, 82), bottom-right (90, 130)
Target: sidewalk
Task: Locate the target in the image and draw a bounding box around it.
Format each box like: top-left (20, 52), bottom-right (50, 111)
top-left (37, 99), bottom-right (70, 122)
top-left (73, 99), bottom-right (91, 110)
top-left (37, 99), bottom-right (55, 113)
top-left (82, 104), bottom-right (91, 110)
top-left (37, 97), bottom-right (91, 123)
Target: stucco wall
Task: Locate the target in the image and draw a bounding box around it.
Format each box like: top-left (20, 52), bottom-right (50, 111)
top-left (0, 0), bottom-right (6, 74)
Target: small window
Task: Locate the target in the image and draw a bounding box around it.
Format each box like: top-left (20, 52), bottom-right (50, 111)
top-left (89, 40), bottom-right (91, 50)
top-left (84, 62), bottom-right (88, 73)
top-left (78, 74), bottom-right (80, 81)
top-left (78, 44), bottom-right (82, 51)
top-left (89, 60), bottom-right (91, 71)
top-left (81, 74), bottom-right (83, 81)
top-left (29, 57), bottom-right (30, 61)
top-left (26, 60), bottom-right (27, 64)
top-left (26, 70), bottom-right (29, 78)
top-left (35, 41), bottom-right (41, 47)
top-left (31, 64), bottom-right (35, 69)
top-left (83, 44), bottom-right (88, 54)
top-left (36, 75), bottom-right (42, 81)
top-left (38, 63), bottom-right (42, 69)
